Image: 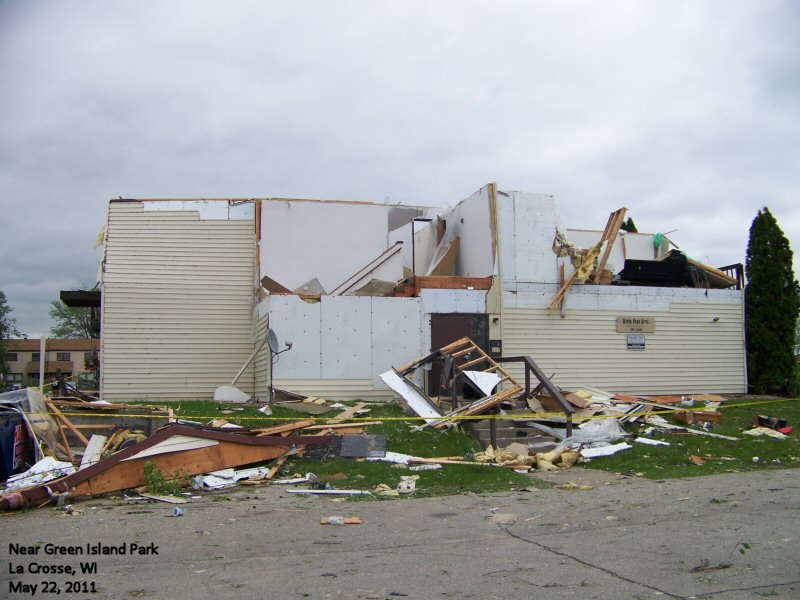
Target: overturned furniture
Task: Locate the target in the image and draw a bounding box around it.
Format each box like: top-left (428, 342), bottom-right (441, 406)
top-left (381, 337), bottom-right (575, 439)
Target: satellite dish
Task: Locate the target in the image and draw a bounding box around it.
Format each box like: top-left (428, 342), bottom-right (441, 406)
top-left (267, 328), bottom-right (280, 354)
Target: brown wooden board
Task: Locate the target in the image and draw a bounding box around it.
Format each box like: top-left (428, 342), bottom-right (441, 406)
top-left (329, 403), bottom-right (367, 424)
top-left (645, 395), bottom-right (683, 405)
top-left (72, 442), bottom-right (290, 497)
top-left (2, 424), bottom-right (330, 507)
top-left (253, 419), bottom-right (315, 436)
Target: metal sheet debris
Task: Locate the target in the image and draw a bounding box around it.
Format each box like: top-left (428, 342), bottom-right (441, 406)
top-left (580, 443), bottom-right (633, 458)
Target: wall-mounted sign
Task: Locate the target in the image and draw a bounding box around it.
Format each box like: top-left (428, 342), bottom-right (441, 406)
top-left (627, 333), bottom-right (646, 351)
top-left (616, 316), bottom-right (655, 333)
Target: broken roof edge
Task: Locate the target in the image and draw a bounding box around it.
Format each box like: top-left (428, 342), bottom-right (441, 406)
top-left (109, 196), bottom-right (440, 211)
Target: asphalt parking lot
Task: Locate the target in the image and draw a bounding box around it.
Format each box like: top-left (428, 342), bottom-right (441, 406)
top-left (2, 468), bottom-right (799, 599)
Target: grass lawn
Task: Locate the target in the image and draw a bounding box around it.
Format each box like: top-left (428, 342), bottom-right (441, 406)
top-left (142, 396), bottom-right (800, 497)
top-left (169, 400), bottom-right (536, 498)
top-left (579, 397), bottom-right (800, 479)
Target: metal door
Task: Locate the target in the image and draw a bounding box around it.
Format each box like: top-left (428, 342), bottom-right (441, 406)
top-left (428, 313), bottom-right (489, 396)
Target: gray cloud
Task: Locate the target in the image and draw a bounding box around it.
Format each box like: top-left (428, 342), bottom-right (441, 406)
top-left (1, 0), bottom-right (798, 336)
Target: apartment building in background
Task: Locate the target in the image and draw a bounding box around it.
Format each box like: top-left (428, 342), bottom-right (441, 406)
top-left (4, 339), bottom-right (100, 389)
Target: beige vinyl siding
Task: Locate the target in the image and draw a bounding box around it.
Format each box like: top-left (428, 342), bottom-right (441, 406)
top-left (273, 379), bottom-right (394, 401)
top-left (102, 202), bottom-right (255, 402)
top-left (253, 309), bottom-right (271, 401)
top-left (502, 302), bottom-right (746, 395)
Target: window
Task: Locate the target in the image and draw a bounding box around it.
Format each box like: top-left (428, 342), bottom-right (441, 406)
top-left (8, 373), bottom-right (22, 383)
top-left (56, 352), bottom-right (70, 361)
top-left (7, 352), bottom-right (17, 361)
top-left (31, 352), bottom-right (40, 362)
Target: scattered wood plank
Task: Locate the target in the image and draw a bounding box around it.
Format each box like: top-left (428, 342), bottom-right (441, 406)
top-left (265, 454), bottom-right (292, 480)
top-left (646, 395), bottom-right (683, 405)
top-left (328, 403), bottom-right (367, 424)
top-left (253, 419), bottom-right (315, 436)
top-left (305, 421), bottom-right (382, 430)
top-left (563, 393), bottom-right (590, 409)
top-left (591, 207), bottom-right (628, 284)
top-left (138, 493), bottom-right (188, 504)
top-left (47, 401), bottom-right (90, 446)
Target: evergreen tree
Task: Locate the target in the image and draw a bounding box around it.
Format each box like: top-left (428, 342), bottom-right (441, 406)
top-left (745, 207), bottom-right (800, 395)
top-left (0, 290), bottom-right (21, 390)
top-left (621, 217), bottom-right (638, 233)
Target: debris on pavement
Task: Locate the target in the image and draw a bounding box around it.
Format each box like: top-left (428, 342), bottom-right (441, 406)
top-left (321, 516), bottom-right (362, 525)
top-left (555, 482), bottom-right (594, 490)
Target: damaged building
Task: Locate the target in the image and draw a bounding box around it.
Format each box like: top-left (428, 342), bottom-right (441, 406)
top-left (98, 184), bottom-right (745, 403)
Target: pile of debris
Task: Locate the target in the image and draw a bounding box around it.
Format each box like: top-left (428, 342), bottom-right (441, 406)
top-left (0, 385), bottom-right (389, 510)
top-left (380, 338), bottom-right (750, 471)
top-left (2, 340), bottom-right (790, 509)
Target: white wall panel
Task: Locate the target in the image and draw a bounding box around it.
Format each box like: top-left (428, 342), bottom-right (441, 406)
top-left (496, 191), bottom-right (517, 286)
top-left (371, 297), bottom-right (424, 386)
top-left (420, 289), bottom-right (487, 314)
top-left (266, 296), bottom-right (322, 379)
top-left (320, 296), bottom-right (372, 378)
top-left (503, 191), bottom-right (559, 284)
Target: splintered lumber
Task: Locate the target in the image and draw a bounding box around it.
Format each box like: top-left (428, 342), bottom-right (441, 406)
top-left (395, 337), bottom-right (524, 431)
top-left (305, 421), bottom-right (383, 430)
top-left (310, 427), bottom-right (365, 435)
top-left (1, 425), bottom-right (331, 507)
top-left (47, 401), bottom-right (90, 446)
top-left (102, 429), bottom-right (126, 454)
top-left (329, 403), bottom-right (367, 424)
top-left (253, 419), bottom-right (315, 436)
top-left (408, 458), bottom-right (500, 467)
top-left (266, 455), bottom-right (291, 480)
top-left (426, 386), bottom-right (523, 431)
top-left (547, 207), bottom-right (627, 312)
top-left (138, 493), bottom-right (188, 504)
top-left (591, 207), bottom-right (628, 284)
top-left (547, 268), bottom-right (582, 314)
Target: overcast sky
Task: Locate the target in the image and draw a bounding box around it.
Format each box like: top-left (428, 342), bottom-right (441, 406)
top-left (1, 0), bottom-right (798, 337)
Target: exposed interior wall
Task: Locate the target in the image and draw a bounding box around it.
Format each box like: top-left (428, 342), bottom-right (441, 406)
top-left (101, 202), bottom-right (255, 402)
top-left (388, 219), bottom-right (437, 275)
top-left (330, 245), bottom-right (405, 295)
top-left (438, 186), bottom-right (495, 277)
top-left (260, 200), bottom-right (392, 293)
top-left (501, 285), bottom-right (746, 395)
